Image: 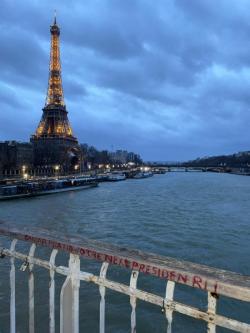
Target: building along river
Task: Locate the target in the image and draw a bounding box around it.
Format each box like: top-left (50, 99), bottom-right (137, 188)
top-left (0, 172), bottom-right (250, 332)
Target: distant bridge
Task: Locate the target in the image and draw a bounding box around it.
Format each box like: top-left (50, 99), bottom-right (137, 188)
top-left (166, 167), bottom-right (205, 172)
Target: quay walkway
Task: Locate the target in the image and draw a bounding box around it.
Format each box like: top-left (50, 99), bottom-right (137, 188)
top-left (0, 221), bottom-right (250, 332)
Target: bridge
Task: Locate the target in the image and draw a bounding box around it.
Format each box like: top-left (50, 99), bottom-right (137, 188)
top-left (167, 167), bottom-right (205, 172)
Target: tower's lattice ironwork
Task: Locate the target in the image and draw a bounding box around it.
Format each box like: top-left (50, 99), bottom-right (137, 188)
top-left (46, 16), bottom-right (65, 107)
top-left (33, 15), bottom-right (76, 141)
top-left (31, 15), bottom-right (80, 171)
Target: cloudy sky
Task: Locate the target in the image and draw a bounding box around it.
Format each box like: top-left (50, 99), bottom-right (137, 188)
top-left (1, 0), bottom-right (250, 161)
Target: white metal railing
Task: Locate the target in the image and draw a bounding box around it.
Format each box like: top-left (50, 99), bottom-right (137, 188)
top-left (0, 221), bottom-right (250, 332)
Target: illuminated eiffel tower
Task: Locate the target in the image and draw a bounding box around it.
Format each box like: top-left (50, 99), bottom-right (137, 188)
top-left (31, 14), bottom-right (80, 172)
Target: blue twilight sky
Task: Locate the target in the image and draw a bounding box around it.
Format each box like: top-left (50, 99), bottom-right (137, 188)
top-left (1, 0), bottom-right (250, 161)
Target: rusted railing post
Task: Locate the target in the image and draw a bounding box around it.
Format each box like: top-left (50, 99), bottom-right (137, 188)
top-left (99, 262), bottom-right (109, 333)
top-left (28, 243), bottom-right (36, 333)
top-left (165, 281), bottom-right (175, 333)
top-left (10, 239), bottom-right (17, 333)
top-left (49, 249), bottom-right (58, 333)
top-left (207, 292), bottom-right (217, 333)
top-left (60, 254), bottom-right (80, 333)
top-left (130, 270), bottom-right (139, 333)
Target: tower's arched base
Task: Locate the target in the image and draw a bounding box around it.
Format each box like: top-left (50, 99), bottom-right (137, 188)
top-left (31, 137), bottom-right (82, 174)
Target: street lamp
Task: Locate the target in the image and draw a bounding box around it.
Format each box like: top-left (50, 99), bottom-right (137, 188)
top-left (54, 165), bottom-right (60, 179)
top-left (22, 165), bottom-right (28, 180)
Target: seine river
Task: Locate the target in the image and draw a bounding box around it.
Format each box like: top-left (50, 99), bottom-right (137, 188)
top-left (0, 172), bottom-right (250, 332)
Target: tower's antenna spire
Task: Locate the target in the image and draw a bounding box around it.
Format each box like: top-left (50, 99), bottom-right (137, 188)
top-left (46, 9), bottom-right (64, 106)
top-left (54, 9), bottom-right (57, 25)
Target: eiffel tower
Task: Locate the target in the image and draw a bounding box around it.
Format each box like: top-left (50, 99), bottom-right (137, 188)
top-left (31, 15), bottom-right (80, 172)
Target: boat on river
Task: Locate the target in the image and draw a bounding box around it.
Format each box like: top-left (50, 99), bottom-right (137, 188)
top-left (133, 171), bottom-right (153, 179)
top-left (0, 177), bottom-right (98, 201)
top-left (152, 168), bottom-right (166, 174)
top-left (107, 172), bottom-right (126, 181)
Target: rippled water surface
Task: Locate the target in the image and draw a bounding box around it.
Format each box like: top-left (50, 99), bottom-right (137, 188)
top-left (0, 172), bottom-right (250, 332)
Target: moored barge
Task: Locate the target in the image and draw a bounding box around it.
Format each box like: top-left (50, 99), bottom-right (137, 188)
top-left (0, 177), bottom-right (98, 200)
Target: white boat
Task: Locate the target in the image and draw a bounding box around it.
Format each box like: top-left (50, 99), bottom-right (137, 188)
top-left (107, 172), bottom-right (126, 181)
top-left (133, 171), bottom-right (153, 179)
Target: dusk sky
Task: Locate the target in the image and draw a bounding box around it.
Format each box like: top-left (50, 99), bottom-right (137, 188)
top-left (1, 0), bottom-right (250, 161)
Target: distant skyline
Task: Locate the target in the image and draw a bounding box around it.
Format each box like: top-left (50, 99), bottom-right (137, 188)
top-left (1, 0), bottom-right (250, 160)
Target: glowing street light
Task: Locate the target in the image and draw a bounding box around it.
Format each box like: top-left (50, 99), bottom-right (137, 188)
top-left (54, 165), bottom-right (60, 179)
top-left (22, 165), bottom-right (28, 180)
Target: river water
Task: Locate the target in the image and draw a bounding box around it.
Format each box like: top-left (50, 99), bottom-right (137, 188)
top-left (0, 172), bottom-right (250, 332)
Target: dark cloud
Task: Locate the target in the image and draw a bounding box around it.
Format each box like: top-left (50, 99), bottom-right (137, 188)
top-left (1, 0), bottom-right (250, 160)
top-left (0, 83), bottom-right (23, 109)
top-left (63, 78), bottom-right (87, 100)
